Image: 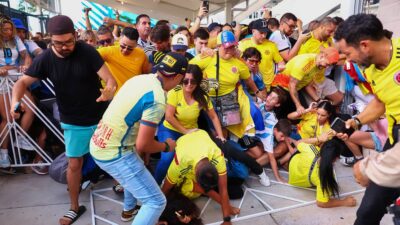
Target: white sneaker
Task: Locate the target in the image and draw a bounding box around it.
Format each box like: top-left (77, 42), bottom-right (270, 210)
top-left (258, 170), bottom-right (271, 187)
top-left (15, 135), bottom-right (35, 151)
top-left (0, 151), bottom-right (10, 168)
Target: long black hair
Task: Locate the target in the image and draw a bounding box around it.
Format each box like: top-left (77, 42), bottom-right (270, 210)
top-left (185, 64), bottom-right (210, 110)
top-left (159, 189), bottom-right (203, 225)
top-left (319, 138), bottom-right (342, 198)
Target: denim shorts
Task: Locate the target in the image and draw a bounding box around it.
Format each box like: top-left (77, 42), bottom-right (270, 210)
top-left (61, 123), bottom-right (97, 157)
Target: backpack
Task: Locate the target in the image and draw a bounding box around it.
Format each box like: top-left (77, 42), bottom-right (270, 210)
top-left (49, 153), bottom-right (106, 184)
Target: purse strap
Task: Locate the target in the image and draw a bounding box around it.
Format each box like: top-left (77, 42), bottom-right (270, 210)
top-left (216, 50), bottom-right (220, 100)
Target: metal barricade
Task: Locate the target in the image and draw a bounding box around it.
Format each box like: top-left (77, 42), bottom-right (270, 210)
top-left (0, 74), bottom-right (64, 167)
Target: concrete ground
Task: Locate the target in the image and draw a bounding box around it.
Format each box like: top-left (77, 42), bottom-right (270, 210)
top-left (0, 164), bottom-right (394, 225)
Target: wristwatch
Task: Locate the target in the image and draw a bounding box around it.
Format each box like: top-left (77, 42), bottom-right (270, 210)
top-left (223, 216), bottom-right (231, 222)
top-left (163, 141), bottom-right (170, 152)
top-left (354, 117), bottom-right (362, 130)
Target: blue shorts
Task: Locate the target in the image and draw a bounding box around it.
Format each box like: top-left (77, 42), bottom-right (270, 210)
top-left (61, 123), bottom-right (97, 158)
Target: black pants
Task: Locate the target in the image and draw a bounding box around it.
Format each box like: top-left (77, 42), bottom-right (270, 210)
top-left (212, 137), bottom-right (263, 175)
top-left (354, 125), bottom-right (400, 225)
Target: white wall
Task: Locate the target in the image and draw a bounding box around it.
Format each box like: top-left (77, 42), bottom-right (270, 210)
top-left (377, 0), bottom-right (400, 37)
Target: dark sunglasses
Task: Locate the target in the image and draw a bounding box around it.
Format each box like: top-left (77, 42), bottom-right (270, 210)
top-left (182, 78), bottom-right (197, 85)
top-left (120, 44), bottom-right (134, 51)
top-left (98, 38), bottom-right (112, 45)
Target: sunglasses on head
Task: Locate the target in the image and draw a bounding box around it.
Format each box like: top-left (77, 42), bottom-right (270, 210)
top-left (98, 38), bottom-right (112, 45)
top-left (120, 44), bottom-right (134, 51)
top-left (182, 78), bottom-right (197, 85)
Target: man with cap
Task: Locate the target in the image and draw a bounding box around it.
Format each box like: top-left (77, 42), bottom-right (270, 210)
top-left (11, 15), bottom-right (117, 225)
top-left (162, 129), bottom-right (240, 225)
top-left (171, 33), bottom-right (193, 61)
top-left (90, 52), bottom-right (188, 225)
top-left (12, 18), bottom-right (43, 57)
top-left (297, 17), bottom-right (343, 107)
top-left (271, 47), bottom-right (340, 116)
top-left (239, 18), bottom-right (285, 91)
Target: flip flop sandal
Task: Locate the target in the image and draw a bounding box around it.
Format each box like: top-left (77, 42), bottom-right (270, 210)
top-left (60, 205), bottom-right (86, 225)
top-left (112, 184), bottom-right (124, 194)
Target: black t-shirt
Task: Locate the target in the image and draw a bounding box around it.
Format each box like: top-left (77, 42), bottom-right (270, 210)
top-left (26, 41), bottom-right (108, 126)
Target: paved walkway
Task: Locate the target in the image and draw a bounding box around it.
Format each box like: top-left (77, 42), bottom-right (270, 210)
top-left (0, 164), bottom-right (394, 225)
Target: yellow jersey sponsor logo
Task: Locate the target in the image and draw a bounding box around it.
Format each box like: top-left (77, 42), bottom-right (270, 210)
top-left (163, 55), bottom-right (177, 67)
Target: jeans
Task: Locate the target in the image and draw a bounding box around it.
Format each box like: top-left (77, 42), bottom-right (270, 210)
top-left (95, 153), bottom-right (166, 225)
top-left (154, 123), bottom-right (182, 184)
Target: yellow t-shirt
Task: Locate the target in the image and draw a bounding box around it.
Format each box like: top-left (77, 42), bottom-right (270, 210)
top-left (98, 45), bottom-right (149, 91)
top-left (281, 54), bottom-right (325, 90)
top-left (297, 111), bottom-right (331, 139)
top-left (365, 38), bottom-right (400, 143)
top-left (298, 33), bottom-right (333, 83)
top-left (288, 142), bottom-right (330, 203)
top-left (189, 54), bottom-right (250, 96)
top-left (166, 130), bottom-right (227, 186)
top-left (238, 38), bottom-right (283, 89)
top-left (208, 36), bottom-right (218, 49)
top-left (90, 74), bottom-right (166, 161)
top-left (163, 86), bottom-right (213, 133)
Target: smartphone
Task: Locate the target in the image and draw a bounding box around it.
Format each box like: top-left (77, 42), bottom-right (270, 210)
top-left (202, 0), bottom-right (209, 13)
top-left (331, 117), bottom-right (354, 136)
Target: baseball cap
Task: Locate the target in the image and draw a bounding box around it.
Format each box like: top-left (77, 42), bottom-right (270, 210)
top-left (216, 30), bottom-right (237, 48)
top-left (171, 33), bottom-right (188, 51)
top-left (196, 161), bottom-right (219, 193)
top-left (321, 47), bottom-right (340, 64)
top-left (252, 19), bottom-right (270, 33)
top-left (47, 15), bottom-right (75, 35)
top-left (155, 52), bottom-right (188, 77)
top-left (207, 22), bottom-right (221, 32)
top-left (11, 18), bottom-right (27, 31)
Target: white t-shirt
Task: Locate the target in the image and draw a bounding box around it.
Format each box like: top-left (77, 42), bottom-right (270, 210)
top-left (24, 40), bottom-right (40, 56)
top-left (256, 103), bottom-right (278, 153)
top-left (0, 36), bottom-right (26, 66)
top-left (269, 30), bottom-right (292, 52)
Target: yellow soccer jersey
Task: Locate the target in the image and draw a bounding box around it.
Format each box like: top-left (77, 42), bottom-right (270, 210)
top-left (163, 86), bottom-right (213, 133)
top-left (98, 45), bottom-right (149, 91)
top-left (282, 54), bottom-right (325, 90)
top-left (166, 130), bottom-right (227, 186)
top-left (238, 38), bottom-right (283, 89)
top-left (298, 33), bottom-right (333, 83)
top-left (297, 111), bottom-right (331, 139)
top-left (90, 74), bottom-right (166, 161)
top-left (288, 142), bottom-right (330, 203)
top-left (189, 54), bottom-right (250, 96)
top-left (365, 38), bottom-right (400, 143)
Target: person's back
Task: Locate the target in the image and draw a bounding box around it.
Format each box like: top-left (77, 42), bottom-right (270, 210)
top-left (165, 129), bottom-right (226, 199)
top-left (90, 73), bottom-right (165, 161)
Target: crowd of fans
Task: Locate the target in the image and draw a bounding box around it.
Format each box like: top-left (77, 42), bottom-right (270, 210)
top-left (0, 3), bottom-right (399, 225)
